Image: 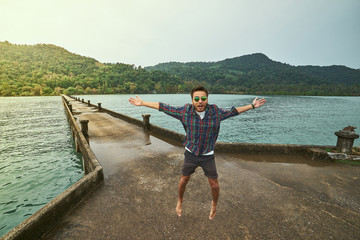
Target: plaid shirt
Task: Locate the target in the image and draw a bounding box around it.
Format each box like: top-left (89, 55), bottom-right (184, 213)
top-left (159, 102), bottom-right (239, 156)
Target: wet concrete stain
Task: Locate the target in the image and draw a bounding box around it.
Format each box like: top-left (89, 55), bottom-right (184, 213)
top-left (44, 97), bottom-right (360, 239)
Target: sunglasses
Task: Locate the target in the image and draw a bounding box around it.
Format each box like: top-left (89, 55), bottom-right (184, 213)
top-left (194, 96), bottom-right (207, 102)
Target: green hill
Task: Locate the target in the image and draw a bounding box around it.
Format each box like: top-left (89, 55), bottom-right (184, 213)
top-left (0, 41), bottom-right (181, 96)
top-left (1, 41), bottom-right (359, 96)
top-left (146, 53), bottom-right (360, 95)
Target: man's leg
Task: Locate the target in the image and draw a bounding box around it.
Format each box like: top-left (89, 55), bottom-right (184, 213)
top-left (176, 175), bottom-right (190, 217)
top-left (208, 178), bottom-right (219, 220)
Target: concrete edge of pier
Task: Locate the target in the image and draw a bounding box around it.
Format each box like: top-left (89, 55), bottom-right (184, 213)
top-left (1, 96), bottom-right (104, 240)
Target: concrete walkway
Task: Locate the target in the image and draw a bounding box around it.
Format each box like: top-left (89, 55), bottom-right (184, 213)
top-left (44, 97), bottom-right (360, 240)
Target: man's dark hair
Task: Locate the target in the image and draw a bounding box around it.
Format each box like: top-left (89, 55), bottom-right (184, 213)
top-left (191, 86), bottom-right (209, 99)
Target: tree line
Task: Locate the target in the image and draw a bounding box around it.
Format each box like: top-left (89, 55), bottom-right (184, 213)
top-left (0, 41), bottom-right (359, 97)
top-left (0, 41), bottom-right (185, 96)
top-left (146, 53), bottom-right (360, 96)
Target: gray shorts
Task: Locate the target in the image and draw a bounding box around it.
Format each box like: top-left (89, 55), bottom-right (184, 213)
top-left (182, 150), bottom-right (218, 179)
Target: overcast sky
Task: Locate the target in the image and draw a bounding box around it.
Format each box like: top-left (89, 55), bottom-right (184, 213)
top-left (1, 0), bottom-right (359, 69)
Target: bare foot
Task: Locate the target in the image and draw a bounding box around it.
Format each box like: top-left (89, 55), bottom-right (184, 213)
top-left (209, 201), bottom-right (216, 220)
top-left (176, 200), bottom-right (182, 217)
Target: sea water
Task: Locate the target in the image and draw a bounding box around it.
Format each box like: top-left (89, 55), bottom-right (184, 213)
top-left (75, 94), bottom-right (360, 146)
top-left (0, 96), bottom-right (83, 237)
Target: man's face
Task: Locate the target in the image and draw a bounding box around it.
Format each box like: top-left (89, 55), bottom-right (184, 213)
top-left (192, 91), bottom-right (208, 112)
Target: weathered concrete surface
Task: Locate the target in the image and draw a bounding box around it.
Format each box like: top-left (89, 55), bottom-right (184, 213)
top-left (44, 97), bottom-right (360, 240)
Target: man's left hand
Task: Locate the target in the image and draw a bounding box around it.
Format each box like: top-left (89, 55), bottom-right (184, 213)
top-left (252, 97), bottom-right (266, 108)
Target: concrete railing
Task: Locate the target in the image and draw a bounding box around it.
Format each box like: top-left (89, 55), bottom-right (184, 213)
top-left (62, 97), bottom-right (102, 174)
top-left (2, 96), bottom-right (104, 240)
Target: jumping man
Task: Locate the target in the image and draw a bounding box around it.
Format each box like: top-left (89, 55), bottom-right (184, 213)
top-left (128, 86), bottom-right (266, 219)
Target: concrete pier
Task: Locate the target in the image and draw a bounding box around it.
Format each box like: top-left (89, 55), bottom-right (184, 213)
top-left (41, 96), bottom-right (360, 240)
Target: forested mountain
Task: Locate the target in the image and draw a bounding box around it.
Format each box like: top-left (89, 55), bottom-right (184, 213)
top-left (0, 41), bottom-right (181, 96)
top-left (1, 41), bottom-right (359, 96)
top-left (146, 54), bottom-right (360, 95)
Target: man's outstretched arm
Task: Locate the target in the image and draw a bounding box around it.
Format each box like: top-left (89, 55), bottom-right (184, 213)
top-left (129, 96), bottom-right (159, 110)
top-left (236, 97), bottom-right (266, 114)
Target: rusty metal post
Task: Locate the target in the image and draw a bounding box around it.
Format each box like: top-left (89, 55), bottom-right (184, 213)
top-left (80, 120), bottom-right (89, 144)
top-left (142, 114), bottom-right (151, 131)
